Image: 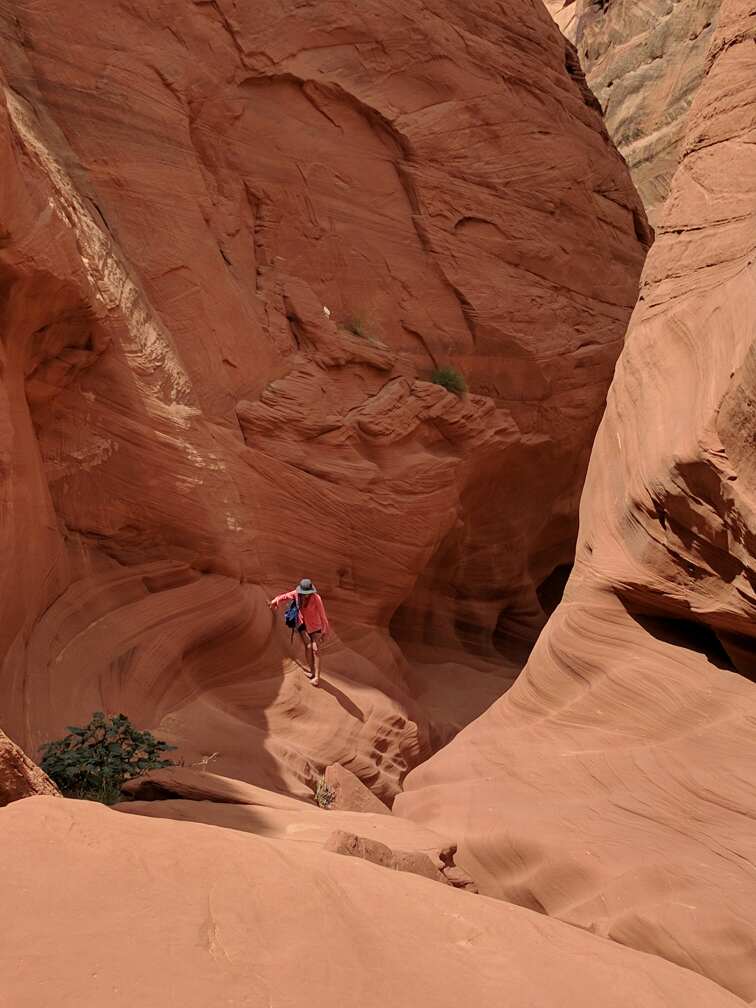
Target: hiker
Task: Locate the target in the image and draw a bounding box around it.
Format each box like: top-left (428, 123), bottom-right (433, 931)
top-left (268, 578), bottom-right (330, 687)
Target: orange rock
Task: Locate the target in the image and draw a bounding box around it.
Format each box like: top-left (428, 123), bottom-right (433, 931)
top-left (323, 763), bottom-right (391, 815)
top-left (122, 767), bottom-right (307, 809)
top-left (442, 865), bottom-right (479, 894)
top-left (0, 729), bottom-right (59, 806)
top-left (399, 4), bottom-right (756, 1001)
top-left (0, 0), bottom-right (647, 796)
top-left (118, 775), bottom-right (480, 889)
top-left (323, 829), bottom-right (449, 885)
top-left (116, 791), bottom-right (459, 874)
top-left (0, 797), bottom-right (743, 1008)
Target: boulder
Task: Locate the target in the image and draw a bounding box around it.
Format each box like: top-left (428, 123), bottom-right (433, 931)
top-left (322, 764), bottom-right (391, 815)
top-left (0, 729), bottom-right (59, 806)
top-left (323, 829), bottom-right (449, 885)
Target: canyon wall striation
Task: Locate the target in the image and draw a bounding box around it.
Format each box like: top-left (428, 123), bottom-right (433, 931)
top-left (0, 0), bottom-right (647, 794)
top-left (399, 1), bottom-right (756, 999)
top-left (547, 0), bottom-right (722, 225)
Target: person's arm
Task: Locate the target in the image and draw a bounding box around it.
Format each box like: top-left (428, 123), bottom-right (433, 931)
top-left (268, 590), bottom-right (296, 609)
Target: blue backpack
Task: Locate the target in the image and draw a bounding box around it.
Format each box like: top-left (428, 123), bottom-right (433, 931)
top-left (284, 598), bottom-right (299, 635)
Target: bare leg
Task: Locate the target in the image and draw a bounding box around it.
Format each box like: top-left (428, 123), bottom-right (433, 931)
top-left (301, 632), bottom-right (314, 678)
top-left (310, 634), bottom-right (321, 686)
top-left (300, 630), bottom-right (321, 686)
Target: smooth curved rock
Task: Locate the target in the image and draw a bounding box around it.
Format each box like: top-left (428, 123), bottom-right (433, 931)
top-left (398, 3), bottom-right (756, 1001)
top-left (116, 794), bottom-right (459, 873)
top-left (0, 797), bottom-right (743, 1008)
top-left (119, 767), bottom-right (470, 884)
top-left (0, 0), bottom-right (647, 794)
top-left (121, 767), bottom-right (308, 809)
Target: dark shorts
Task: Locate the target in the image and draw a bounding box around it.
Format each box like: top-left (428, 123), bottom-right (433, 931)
top-left (297, 624), bottom-right (322, 639)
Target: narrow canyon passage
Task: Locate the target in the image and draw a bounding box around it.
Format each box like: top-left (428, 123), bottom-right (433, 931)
top-left (0, 0), bottom-right (647, 797)
top-left (1, 1), bottom-right (754, 1006)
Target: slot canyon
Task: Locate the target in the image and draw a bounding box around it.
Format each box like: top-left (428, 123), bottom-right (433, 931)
top-left (1, 1), bottom-right (753, 1005)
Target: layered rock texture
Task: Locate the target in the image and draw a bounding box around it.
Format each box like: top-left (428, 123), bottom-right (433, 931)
top-left (0, 797), bottom-right (744, 1008)
top-left (399, 1), bottom-right (756, 1001)
top-left (0, 729), bottom-right (58, 805)
top-left (2, 1), bottom-right (755, 1006)
top-left (0, 0), bottom-right (648, 796)
top-left (547, 0), bottom-right (721, 225)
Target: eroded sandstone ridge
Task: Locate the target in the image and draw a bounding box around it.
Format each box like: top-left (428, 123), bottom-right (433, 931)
top-left (399, 1), bottom-right (756, 1000)
top-left (0, 797), bottom-right (745, 1008)
top-left (547, 0), bottom-right (721, 224)
top-left (0, 0), bottom-right (648, 794)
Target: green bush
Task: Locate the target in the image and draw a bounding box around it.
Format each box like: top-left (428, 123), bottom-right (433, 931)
top-left (40, 711), bottom-right (175, 805)
top-left (314, 775), bottom-right (336, 809)
top-left (431, 366), bottom-right (466, 397)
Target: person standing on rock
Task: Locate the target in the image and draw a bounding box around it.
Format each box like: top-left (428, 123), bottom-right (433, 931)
top-left (268, 579), bottom-right (330, 687)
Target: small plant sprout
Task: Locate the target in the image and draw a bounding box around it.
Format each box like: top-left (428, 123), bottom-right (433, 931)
top-left (342, 315), bottom-right (367, 339)
top-left (315, 775), bottom-right (336, 809)
top-left (190, 752), bottom-right (219, 772)
top-left (430, 366), bottom-right (466, 397)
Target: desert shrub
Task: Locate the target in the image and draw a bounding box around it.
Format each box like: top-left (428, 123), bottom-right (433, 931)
top-left (40, 711), bottom-right (175, 805)
top-left (431, 366), bottom-right (466, 397)
top-left (315, 775), bottom-right (336, 809)
top-left (342, 315), bottom-right (367, 339)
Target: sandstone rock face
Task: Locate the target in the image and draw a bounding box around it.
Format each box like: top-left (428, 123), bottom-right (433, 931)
top-left (0, 797), bottom-right (744, 1008)
top-left (120, 766), bottom-right (473, 886)
top-left (323, 762), bottom-right (391, 814)
top-left (545, 1), bottom-right (583, 41)
top-left (323, 829), bottom-right (450, 885)
top-left (117, 771), bottom-right (461, 873)
top-left (0, 0), bottom-right (648, 795)
top-left (399, 3), bottom-right (756, 1001)
top-left (0, 729), bottom-right (59, 805)
top-left (121, 767), bottom-right (308, 808)
top-left (547, 0), bottom-right (721, 225)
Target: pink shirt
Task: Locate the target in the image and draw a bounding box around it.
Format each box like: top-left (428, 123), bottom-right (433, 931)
top-left (272, 590), bottom-right (330, 636)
